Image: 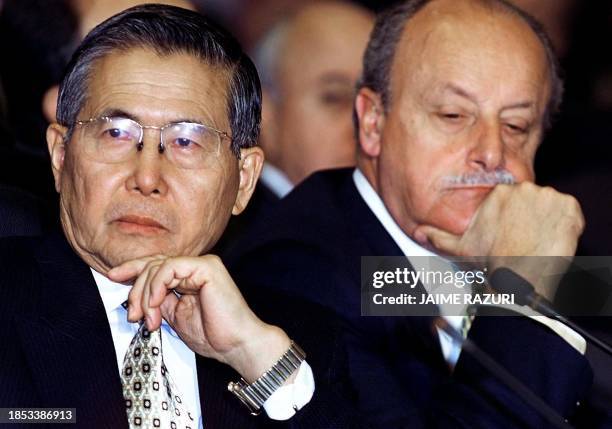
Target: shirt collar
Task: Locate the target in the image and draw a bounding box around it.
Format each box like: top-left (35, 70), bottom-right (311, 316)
top-left (91, 267), bottom-right (178, 336)
top-left (91, 268), bottom-right (131, 316)
top-left (260, 163), bottom-right (294, 198)
top-left (352, 168), bottom-right (437, 258)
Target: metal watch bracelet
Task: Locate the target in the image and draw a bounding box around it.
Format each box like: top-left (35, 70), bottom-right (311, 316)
top-left (228, 341), bottom-right (306, 415)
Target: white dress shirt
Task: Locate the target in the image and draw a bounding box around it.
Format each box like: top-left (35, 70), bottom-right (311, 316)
top-left (260, 163), bottom-right (294, 198)
top-left (92, 269), bottom-right (314, 426)
top-left (352, 168), bottom-right (586, 366)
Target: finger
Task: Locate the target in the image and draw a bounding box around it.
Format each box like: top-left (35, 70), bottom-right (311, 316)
top-left (107, 255), bottom-right (164, 282)
top-left (148, 261), bottom-right (186, 310)
top-left (159, 292), bottom-right (180, 329)
top-left (150, 257), bottom-right (209, 300)
top-left (126, 258), bottom-right (163, 322)
top-left (142, 263), bottom-right (164, 331)
top-left (414, 225), bottom-right (462, 255)
top-left (126, 266), bottom-right (149, 322)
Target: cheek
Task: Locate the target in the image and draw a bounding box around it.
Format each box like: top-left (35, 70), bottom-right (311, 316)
top-left (507, 158), bottom-right (535, 182)
top-left (172, 168), bottom-right (239, 250)
top-left (62, 159), bottom-right (125, 228)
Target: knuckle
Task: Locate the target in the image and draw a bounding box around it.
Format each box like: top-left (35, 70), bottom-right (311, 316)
top-left (536, 185), bottom-right (554, 198)
top-left (203, 254), bottom-right (223, 267)
top-left (517, 181), bottom-right (535, 192)
top-left (567, 195), bottom-right (582, 211)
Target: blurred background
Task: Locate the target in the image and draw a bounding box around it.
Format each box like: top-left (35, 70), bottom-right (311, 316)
top-left (0, 0), bottom-right (610, 254)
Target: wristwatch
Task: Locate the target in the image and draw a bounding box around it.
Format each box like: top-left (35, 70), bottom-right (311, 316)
top-left (228, 341), bottom-right (306, 415)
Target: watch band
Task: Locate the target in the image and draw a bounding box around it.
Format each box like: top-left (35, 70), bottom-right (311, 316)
top-left (228, 341), bottom-right (306, 415)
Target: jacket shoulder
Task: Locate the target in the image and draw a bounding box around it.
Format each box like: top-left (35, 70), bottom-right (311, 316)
top-left (0, 236), bottom-right (44, 318)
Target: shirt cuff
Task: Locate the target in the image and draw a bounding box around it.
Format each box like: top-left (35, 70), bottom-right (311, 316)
top-left (262, 360), bottom-right (315, 420)
top-left (527, 315), bottom-right (586, 354)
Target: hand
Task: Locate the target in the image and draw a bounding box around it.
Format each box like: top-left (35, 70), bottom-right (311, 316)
top-left (414, 183), bottom-right (584, 299)
top-left (107, 255), bottom-right (292, 382)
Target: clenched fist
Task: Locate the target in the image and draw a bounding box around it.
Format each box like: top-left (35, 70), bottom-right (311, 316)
top-left (414, 183), bottom-right (585, 299)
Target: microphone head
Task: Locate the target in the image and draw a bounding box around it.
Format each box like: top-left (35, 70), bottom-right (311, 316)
top-left (489, 267), bottom-right (534, 306)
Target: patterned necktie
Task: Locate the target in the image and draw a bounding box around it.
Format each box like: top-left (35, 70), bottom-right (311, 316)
top-left (121, 320), bottom-right (196, 429)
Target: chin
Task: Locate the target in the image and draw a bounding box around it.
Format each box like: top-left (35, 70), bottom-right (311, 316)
top-left (101, 241), bottom-right (174, 268)
top-left (434, 208), bottom-right (476, 236)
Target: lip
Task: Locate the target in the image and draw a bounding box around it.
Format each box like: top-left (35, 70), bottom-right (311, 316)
top-left (442, 184), bottom-right (497, 191)
top-left (114, 215), bottom-right (167, 234)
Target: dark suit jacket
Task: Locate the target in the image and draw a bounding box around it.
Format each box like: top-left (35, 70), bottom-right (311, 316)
top-left (214, 181), bottom-right (280, 256)
top-left (0, 232), bottom-right (359, 429)
top-left (0, 184), bottom-right (56, 238)
top-left (225, 168), bottom-right (596, 428)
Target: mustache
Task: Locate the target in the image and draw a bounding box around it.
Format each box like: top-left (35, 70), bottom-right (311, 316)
top-left (105, 201), bottom-right (177, 230)
top-left (441, 170), bottom-right (516, 187)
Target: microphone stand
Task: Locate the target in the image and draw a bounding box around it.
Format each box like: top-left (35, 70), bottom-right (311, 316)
top-left (434, 318), bottom-right (574, 429)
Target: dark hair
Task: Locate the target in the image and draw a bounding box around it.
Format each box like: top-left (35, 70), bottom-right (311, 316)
top-left (57, 4), bottom-right (261, 157)
top-left (356, 0), bottom-right (563, 133)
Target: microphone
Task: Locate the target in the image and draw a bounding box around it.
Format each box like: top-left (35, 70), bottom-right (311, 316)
top-left (435, 318), bottom-right (573, 429)
top-left (489, 267), bottom-right (612, 356)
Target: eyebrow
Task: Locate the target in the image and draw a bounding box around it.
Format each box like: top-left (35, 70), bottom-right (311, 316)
top-left (98, 108), bottom-right (139, 122)
top-left (318, 72), bottom-right (354, 87)
top-left (443, 83), bottom-right (478, 104)
top-left (97, 108), bottom-right (206, 125)
top-left (442, 83), bottom-right (535, 111)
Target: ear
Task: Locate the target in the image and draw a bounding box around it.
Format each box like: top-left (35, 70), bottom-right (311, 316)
top-left (355, 88), bottom-right (384, 158)
top-left (46, 123), bottom-right (68, 193)
top-left (42, 85), bottom-right (59, 123)
top-left (232, 146), bottom-right (265, 215)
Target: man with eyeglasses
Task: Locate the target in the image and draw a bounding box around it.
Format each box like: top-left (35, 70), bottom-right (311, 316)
top-left (0, 5), bottom-right (357, 428)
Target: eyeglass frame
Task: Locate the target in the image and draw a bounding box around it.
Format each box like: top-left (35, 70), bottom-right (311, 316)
top-left (69, 115), bottom-right (236, 161)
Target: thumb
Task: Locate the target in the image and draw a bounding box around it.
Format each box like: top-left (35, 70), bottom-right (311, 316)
top-left (414, 225), bottom-right (462, 255)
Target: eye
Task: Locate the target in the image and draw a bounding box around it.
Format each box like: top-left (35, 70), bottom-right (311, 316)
top-left (504, 123), bottom-right (528, 135)
top-left (108, 128), bottom-right (127, 138)
top-left (175, 137), bottom-right (194, 147)
top-left (319, 88), bottom-right (354, 109)
top-left (438, 112), bottom-right (464, 122)
top-left (169, 137), bottom-right (203, 150)
top-left (102, 127), bottom-right (133, 141)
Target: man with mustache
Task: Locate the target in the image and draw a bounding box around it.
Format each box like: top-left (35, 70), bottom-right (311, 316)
top-left (0, 5), bottom-right (365, 428)
top-left (226, 0), bottom-right (597, 427)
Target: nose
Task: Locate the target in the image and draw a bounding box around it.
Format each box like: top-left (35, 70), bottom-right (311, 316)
top-left (468, 120), bottom-right (505, 171)
top-left (125, 130), bottom-right (168, 196)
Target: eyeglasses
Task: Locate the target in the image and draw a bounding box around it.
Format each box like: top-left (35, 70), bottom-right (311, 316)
top-left (72, 116), bottom-right (233, 169)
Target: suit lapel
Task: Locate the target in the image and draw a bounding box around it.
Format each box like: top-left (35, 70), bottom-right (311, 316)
top-left (338, 172), bottom-right (447, 371)
top-left (196, 355), bottom-right (260, 429)
top-left (15, 233), bottom-right (128, 428)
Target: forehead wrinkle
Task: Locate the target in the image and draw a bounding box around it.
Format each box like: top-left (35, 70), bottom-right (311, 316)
top-left (390, 1), bottom-right (550, 103)
top-left (83, 49), bottom-right (231, 128)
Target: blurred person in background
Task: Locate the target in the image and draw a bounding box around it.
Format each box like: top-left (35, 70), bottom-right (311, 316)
top-left (216, 1), bottom-right (374, 252)
top-left (255, 0), bottom-right (374, 193)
